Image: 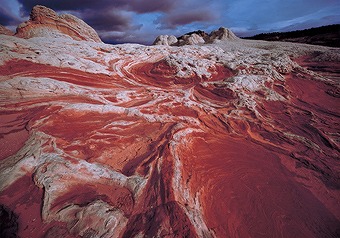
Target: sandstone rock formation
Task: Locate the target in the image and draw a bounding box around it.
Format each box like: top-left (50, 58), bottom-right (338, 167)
top-left (0, 25), bottom-right (14, 36)
top-left (177, 33), bottom-right (205, 46)
top-left (153, 34), bottom-right (178, 46)
top-left (208, 27), bottom-right (239, 42)
top-left (15, 5), bottom-right (102, 42)
top-left (153, 27), bottom-right (239, 46)
top-left (0, 6), bottom-right (340, 238)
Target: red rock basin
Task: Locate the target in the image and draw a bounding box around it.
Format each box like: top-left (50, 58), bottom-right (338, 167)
top-left (0, 35), bottom-right (339, 238)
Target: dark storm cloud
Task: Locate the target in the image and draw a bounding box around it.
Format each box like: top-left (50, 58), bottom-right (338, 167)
top-left (157, 0), bottom-right (219, 29)
top-left (156, 10), bottom-right (217, 29)
top-left (17, 0), bottom-right (178, 15)
top-left (129, 0), bottom-right (179, 13)
top-left (81, 10), bottom-right (132, 32)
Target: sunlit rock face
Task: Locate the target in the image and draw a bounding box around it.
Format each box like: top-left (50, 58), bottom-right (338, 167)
top-left (15, 5), bottom-right (102, 43)
top-left (0, 9), bottom-right (340, 238)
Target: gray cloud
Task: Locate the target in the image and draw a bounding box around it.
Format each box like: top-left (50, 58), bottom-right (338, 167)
top-left (17, 0), bottom-right (126, 14)
top-left (129, 0), bottom-right (179, 13)
top-left (156, 9), bottom-right (217, 29)
top-left (80, 9), bottom-right (133, 32)
top-left (17, 0), bottom-right (178, 15)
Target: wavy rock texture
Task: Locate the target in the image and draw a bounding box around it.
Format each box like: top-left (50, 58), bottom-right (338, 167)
top-left (0, 25), bottom-right (14, 36)
top-left (0, 32), bottom-right (339, 238)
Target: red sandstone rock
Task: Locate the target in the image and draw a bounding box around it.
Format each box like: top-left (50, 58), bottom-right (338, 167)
top-left (0, 25), bottom-right (14, 36)
top-left (15, 5), bottom-right (102, 42)
top-left (0, 5), bottom-right (340, 238)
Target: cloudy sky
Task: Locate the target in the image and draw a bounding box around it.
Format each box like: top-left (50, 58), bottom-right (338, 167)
top-left (0, 0), bottom-right (339, 44)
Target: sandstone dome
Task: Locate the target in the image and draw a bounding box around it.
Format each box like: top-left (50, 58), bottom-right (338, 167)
top-left (153, 27), bottom-right (239, 46)
top-left (15, 5), bottom-right (102, 42)
top-left (208, 27), bottom-right (239, 42)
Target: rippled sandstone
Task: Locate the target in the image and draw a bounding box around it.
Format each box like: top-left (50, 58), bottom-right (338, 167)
top-left (0, 5), bottom-right (340, 238)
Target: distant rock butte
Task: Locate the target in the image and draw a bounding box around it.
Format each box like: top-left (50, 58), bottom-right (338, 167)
top-left (15, 5), bottom-right (102, 42)
top-left (153, 27), bottom-right (239, 46)
top-left (153, 35), bottom-right (179, 46)
top-left (0, 5), bottom-right (340, 238)
top-left (208, 27), bottom-right (239, 42)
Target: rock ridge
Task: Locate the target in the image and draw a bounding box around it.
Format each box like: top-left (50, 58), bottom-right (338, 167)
top-left (0, 25), bottom-right (14, 36)
top-left (153, 27), bottom-right (239, 46)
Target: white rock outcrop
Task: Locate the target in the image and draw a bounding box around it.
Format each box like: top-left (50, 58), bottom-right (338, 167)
top-left (152, 35), bottom-right (178, 46)
top-left (153, 27), bottom-right (239, 46)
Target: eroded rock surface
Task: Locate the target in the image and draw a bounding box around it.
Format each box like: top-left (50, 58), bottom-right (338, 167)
top-left (15, 5), bottom-right (102, 43)
top-left (0, 14), bottom-right (339, 238)
top-left (208, 27), bottom-right (239, 43)
top-left (153, 35), bottom-right (178, 46)
top-left (153, 27), bottom-right (239, 46)
top-left (0, 25), bottom-right (14, 36)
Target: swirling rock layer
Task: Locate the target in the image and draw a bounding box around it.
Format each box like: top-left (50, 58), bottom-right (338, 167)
top-left (0, 34), bottom-right (339, 238)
